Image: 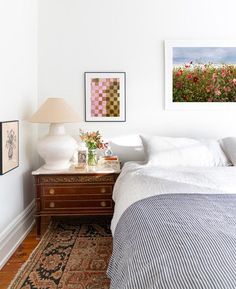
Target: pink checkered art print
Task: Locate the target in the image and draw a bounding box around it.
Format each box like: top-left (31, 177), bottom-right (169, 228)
top-left (91, 78), bottom-right (120, 117)
top-left (85, 72), bottom-right (126, 122)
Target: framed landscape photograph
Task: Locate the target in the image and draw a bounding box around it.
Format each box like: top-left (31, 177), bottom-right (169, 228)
top-left (85, 72), bottom-right (126, 121)
top-left (0, 120), bottom-right (19, 175)
top-left (165, 40), bottom-right (236, 109)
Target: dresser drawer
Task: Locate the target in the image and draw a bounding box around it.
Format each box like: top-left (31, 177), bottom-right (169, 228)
top-left (43, 199), bottom-right (113, 210)
top-left (43, 185), bottom-right (113, 196)
top-left (43, 194), bottom-right (111, 201)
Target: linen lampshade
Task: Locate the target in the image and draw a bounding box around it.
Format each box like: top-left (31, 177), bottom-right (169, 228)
top-left (29, 98), bottom-right (80, 123)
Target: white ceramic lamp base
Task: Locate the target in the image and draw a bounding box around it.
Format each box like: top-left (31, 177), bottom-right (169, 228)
top-left (37, 123), bottom-right (78, 170)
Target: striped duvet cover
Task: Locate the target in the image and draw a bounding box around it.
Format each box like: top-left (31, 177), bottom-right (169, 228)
top-left (108, 193), bottom-right (236, 289)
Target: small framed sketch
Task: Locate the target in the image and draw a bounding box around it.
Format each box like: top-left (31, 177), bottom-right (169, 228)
top-left (85, 72), bottom-right (126, 121)
top-left (0, 120), bottom-right (19, 175)
top-left (165, 40), bottom-right (236, 110)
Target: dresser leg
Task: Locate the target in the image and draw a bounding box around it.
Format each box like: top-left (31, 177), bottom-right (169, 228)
top-left (36, 216), bottom-right (41, 239)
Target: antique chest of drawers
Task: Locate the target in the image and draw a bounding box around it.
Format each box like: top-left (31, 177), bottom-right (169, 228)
top-left (32, 166), bottom-right (120, 238)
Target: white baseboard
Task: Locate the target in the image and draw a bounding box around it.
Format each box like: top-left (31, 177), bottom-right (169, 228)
top-left (0, 200), bottom-right (35, 269)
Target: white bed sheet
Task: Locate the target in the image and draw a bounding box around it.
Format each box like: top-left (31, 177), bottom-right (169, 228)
top-left (111, 162), bottom-right (236, 234)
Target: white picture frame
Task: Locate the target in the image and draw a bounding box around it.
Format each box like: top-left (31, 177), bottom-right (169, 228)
top-left (85, 72), bottom-right (126, 122)
top-left (165, 40), bottom-right (236, 110)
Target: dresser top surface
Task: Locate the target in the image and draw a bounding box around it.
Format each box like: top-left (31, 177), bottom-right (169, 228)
top-left (32, 165), bottom-right (120, 175)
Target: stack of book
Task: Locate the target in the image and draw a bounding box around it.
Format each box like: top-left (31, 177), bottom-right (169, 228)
top-left (98, 155), bottom-right (120, 171)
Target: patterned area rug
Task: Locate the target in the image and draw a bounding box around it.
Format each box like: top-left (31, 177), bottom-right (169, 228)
top-left (9, 221), bottom-right (112, 289)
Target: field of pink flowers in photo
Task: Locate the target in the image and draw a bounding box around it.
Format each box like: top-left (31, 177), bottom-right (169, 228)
top-left (173, 63), bottom-right (236, 102)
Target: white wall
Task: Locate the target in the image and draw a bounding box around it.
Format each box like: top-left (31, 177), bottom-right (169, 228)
top-left (38, 0), bottom-right (236, 141)
top-left (4, 0), bottom-right (236, 267)
top-left (0, 0), bottom-right (38, 263)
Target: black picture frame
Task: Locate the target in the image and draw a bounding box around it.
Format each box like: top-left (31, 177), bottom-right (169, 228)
top-left (84, 72), bottom-right (126, 122)
top-left (0, 120), bottom-right (19, 175)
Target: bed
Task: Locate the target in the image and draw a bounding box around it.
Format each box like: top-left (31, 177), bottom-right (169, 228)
top-left (107, 136), bottom-right (236, 289)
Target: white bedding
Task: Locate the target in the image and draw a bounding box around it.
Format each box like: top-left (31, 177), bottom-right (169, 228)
top-left (111, 162), bottom-right (236, 234)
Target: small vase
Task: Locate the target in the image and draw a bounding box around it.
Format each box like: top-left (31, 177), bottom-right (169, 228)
top-left (87, 149), bottom-right (97, 166)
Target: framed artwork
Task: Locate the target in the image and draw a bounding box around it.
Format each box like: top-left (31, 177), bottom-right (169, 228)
top-left (85, 72), bottom-right (126, 121)
top-left (165, 40), bottom-right (236, 110)
top-left (0, 120), bottom-right (19, 175)
top-left (76, 149), bottom-right (87, 169)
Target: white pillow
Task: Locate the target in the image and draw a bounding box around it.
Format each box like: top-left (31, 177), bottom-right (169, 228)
top-left (202, 139), bottom-right (231, 167)
top-left (220, 137), bottom-right (236, 165)
top-left (141, 136), bottom-right (230, 167)
top-left (109, 134), bottom-right (145, 163)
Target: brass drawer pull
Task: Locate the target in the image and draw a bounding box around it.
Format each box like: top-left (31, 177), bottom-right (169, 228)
top-left (100, 188), bottom-right (106, 193)
top-left (49, 202), bottom-right (55, 208)
top-left (49, 189), bottom-right (55, 195)
top-left (100, 201), bottom-right (107, 207)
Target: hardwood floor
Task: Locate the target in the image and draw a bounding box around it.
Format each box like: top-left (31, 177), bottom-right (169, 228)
top-left (0, 218), bottom-right (50, 289)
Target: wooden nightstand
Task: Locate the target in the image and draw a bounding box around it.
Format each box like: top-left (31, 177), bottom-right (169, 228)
top-left (32, 166), bottom-right (120, 238)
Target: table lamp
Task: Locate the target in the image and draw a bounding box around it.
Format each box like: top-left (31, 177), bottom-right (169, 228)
top-left (29, 98), bottom-right (80, 170)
